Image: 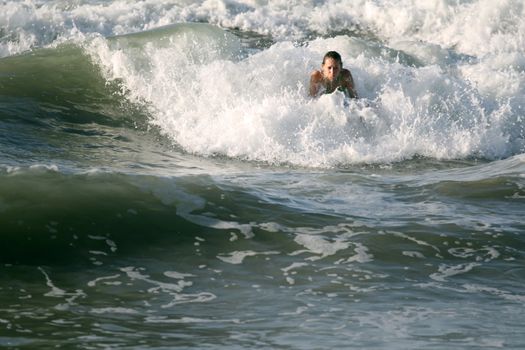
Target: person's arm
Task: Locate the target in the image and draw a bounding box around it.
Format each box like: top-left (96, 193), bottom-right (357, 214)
top-left (309, 70), bottom-right (323, 97)
top-left (342, 69), bottom-right (358, 98)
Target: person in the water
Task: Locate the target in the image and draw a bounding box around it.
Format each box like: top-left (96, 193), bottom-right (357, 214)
top-left (309, 51), bottom-right (358, 99)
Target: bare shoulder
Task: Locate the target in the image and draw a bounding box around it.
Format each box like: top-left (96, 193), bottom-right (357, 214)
top-left (341, 68), bottom-right (353, 79)
top-left (310, 70), bottom-right (323, 82)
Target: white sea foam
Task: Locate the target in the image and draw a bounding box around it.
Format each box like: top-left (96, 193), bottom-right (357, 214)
top-left (90, 307), bottom-right (139, 315)
top-left (145, 316), bottom-right (241, 324)
top-left (38, 267), bottom-right (86, 310)
top-left (87, 274), bottom-right (121, 287)
top-left (3, 0), bottom-right (523, 165)
top-left (164, 271), bottom-right (195, 279)
top-left (217, 250), bottom-right (279, 264)
top-left (3, 1), bottom-right (523, 57)
top-left (120, 266), bottom-right (217, 308)
top-left (88, 29), bottom-right (522, 165)
top-left (430, 262), bottom-right (482, 282)
top-left (294, 233), bottom-right (351, 261)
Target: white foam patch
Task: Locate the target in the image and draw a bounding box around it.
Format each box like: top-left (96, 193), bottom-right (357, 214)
top-left (164, 271), bottom-right (195, 279)
top-left (403, 251), bottom-right (425, 259)
top-left (145, 316), bottom-right (240, 324)
top-left (448, 246), bottom-right (501, 262)
top-left (462, 284), bottom-right (525, 303)
top-left (38, 267), bottom-right (68, 298)
top-left (430, 262), bottom-right (482, 282)
top-left (345, 243), bottom-right (373, 263)
top-left (120, 266), bottom-right (216, 308)
top-left (281, 262), bottom-right (309, 273)
top-left (38, 267), bottom-right (86, 310)
top-left (87, 274), bottom-right (121, 287)
top-left (161, 292), bottom-right (217, 308)
top-left (390, 231), bottom-right (440, 253)
top-left (91, 307), bottom-right (139, 315)
top-left (294, 233), bottom-right (351, 261)
top-left (121, 266), bottom-right (191, 293)
top-left (217, 250), bottom-right (279, 265)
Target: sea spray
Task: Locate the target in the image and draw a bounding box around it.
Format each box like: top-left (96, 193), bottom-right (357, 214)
top-left (83, 28), bottom-right (523, 165)
top-left (2, 0), bottom-right (524, 165)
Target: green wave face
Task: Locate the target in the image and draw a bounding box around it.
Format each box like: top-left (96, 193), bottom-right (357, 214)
top-left (1, 44), bottom-right (105, 100)
top-left (0, 44), bottom-right (139, 129)
top-left (0, 23), bottom-right (240, 124)
top-left (0, 169), bottom-right (210, 265)
top-left (108, 23), bottom-right (241, 56)
top-left (0, 23), bottom-right (243, 169)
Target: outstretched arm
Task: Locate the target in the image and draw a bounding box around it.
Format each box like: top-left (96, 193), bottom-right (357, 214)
top-left (309, 70), bottom-right (323, 97)
top-left (342, 70), bottom-right (358, 98)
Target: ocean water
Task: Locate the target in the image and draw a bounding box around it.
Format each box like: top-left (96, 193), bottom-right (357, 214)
top-left (1, 0), bottom-right (524, 349)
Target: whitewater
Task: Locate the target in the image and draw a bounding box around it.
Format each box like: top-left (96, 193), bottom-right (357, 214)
top-left (2, 0), bottom-right (525, 165)
top-left (1, 1), bottom-right (524, 349)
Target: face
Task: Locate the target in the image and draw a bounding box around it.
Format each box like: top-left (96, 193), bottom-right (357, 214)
top-left (322, 57), bottom-right (341, 82)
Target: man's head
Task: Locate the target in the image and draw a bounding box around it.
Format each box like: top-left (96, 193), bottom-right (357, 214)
top-left (322, 51), bottom-right (343, 82)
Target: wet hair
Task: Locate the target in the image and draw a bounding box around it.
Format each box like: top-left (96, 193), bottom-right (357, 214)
top-left (322, 51), bottom-right (343, 66)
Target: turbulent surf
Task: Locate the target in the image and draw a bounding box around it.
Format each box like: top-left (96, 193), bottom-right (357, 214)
top-left (1, 1), bottom-right (524, 349)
